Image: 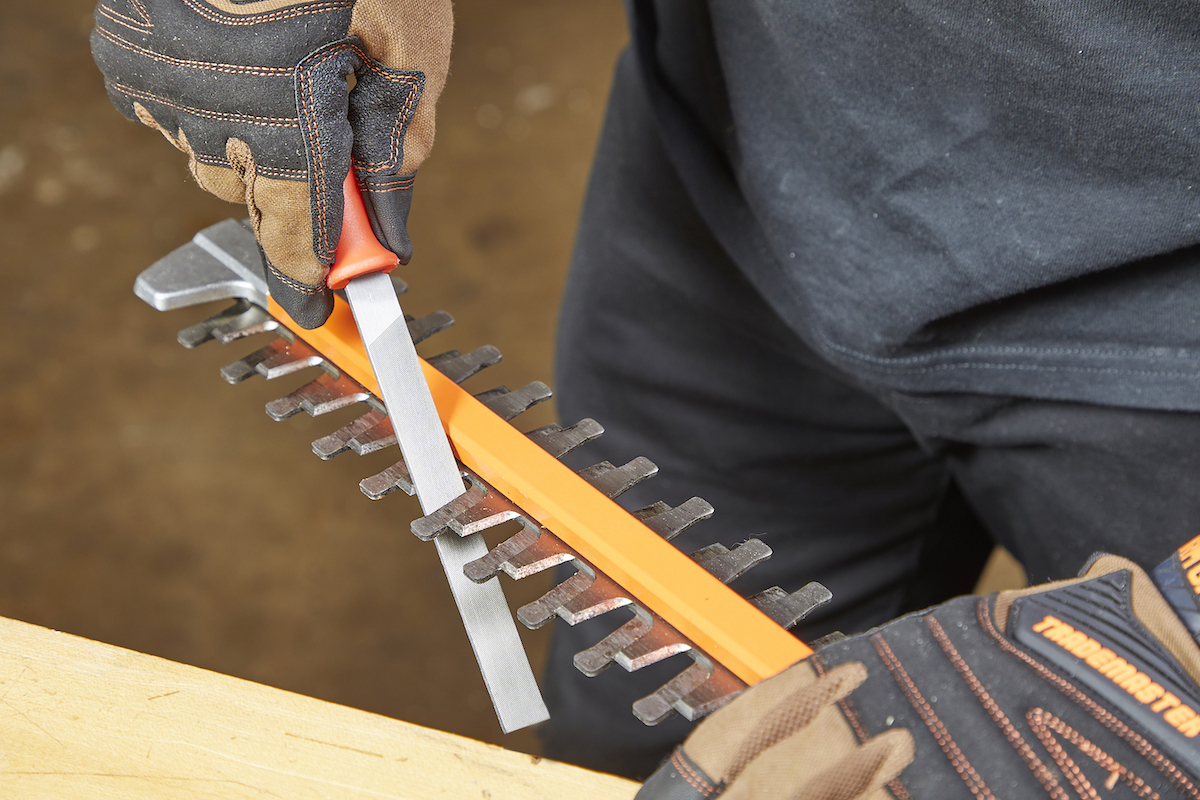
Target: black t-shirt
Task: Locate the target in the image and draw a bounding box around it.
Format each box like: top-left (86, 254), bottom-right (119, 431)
top-left (630, 0), bottom-right (1200, 410)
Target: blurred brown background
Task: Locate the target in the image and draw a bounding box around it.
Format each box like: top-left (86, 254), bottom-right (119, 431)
top-left (0, 0), bottom-right (628, 754)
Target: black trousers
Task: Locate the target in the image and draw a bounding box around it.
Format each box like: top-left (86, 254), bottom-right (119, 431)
top-left (538, 50), bottom-right (1200, 780)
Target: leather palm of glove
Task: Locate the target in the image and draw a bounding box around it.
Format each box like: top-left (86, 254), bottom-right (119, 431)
top-left (638, 550), bottom-right (1200, 799)
top-left (91, 0), bottom-right (451, 328)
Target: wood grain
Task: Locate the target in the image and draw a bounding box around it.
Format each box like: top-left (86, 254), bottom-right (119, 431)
top-left (0, 616), bottom-right (639, 799)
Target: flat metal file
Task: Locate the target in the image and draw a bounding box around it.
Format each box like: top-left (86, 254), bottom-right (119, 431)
top-left (324, 172), bottom-right (548, 732)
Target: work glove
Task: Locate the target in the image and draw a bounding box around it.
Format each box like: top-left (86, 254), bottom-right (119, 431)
top-left (90, 0), bottom-right (451, 328)
top-left (638, 539), bottom-right (1200, 799)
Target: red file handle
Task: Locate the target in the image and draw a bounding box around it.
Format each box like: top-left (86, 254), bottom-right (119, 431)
top-left (325, 171), bottom-right (399, 291)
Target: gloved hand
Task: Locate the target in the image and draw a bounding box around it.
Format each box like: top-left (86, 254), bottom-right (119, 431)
top-left (90, 0), bottom-right (451, 328)
top-left (638, 542), bottom-right (1200, 799)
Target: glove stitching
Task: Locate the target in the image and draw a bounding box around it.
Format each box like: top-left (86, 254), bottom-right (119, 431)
top-left (191, 151), bottom-right (304, 180)
top-left (1027, 708), bottom-right (1157, 798)
top-left (341, 43), bottom-right (422, 173)
top-left (195, 153), bottom-right (305, 181)
top-left (977, 598), bottom-right (1200, 798)
top-left (96, 3), bottom-right (152, 34)
top-left (671, 748), bottom-right (719, 798)
top-left (181, 0), bottom-right (354, 27)
top-left (268, 263), bottom-right (327, 294)
top-left (111, 81), bottom-right (298, 128)
top-left (814, 655), bottom-right (914, 800)
top-left (926, 615), bottom-right (1070, 799)
top-left (872, 633), bottom-right (997, 799)
top-left (362, 175), bottom-right (416, 193)
top-left (93, 26), bottom-right (293, 78)
top-left (297, 43), bottom-right (355, 260)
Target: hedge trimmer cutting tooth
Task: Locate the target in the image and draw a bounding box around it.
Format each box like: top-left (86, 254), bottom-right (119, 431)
top-left (311, 408), bottom-right (391, 459)
top-left (177, 300), bottom-right (278, 348)
top-left (748, 582), bottom-right (833, 629)
top-left (426, 346), bottom-right (501, 384)
top-left (525, 418), bottom-right (604, 458)
top-left (576, 457), bottom-right (658, 499)
top-left (220, 336), bottom-right (323, 383)
top-left (634, 497), bottom-right (714, 540)
top-left (360, 459), bottom-right (415, 500)
top-left (265, 372), bottom-right (370, 421)
top-left (467, 525), bottom-right (574, 582)
top-left (689, 540), bottom-right (773, 584)
top-left (474, 382), bottom-right (553, 421)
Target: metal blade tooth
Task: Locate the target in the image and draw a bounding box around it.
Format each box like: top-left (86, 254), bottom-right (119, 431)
top-left (220, 338), bottom-right (321, 384)
top-left (177, 301), bottom-right (277, 348)
top-left (557, 574), bottom-right (631, 625)
top-left (360, 459), bottom-right (414, 500)
top-left (410, 483), bottom-right (485, 541)
top-left (632, 661), bottom-right (714, 725)
top-left (473, 386), bottom-right (510, 406)
top-left (448, 491), bottom-right (524, 536)
top-left (635, 497), bottom-right (715, 541)
top-left (265, 372), bottom-right (368, 421)
top-left (573, 614), bottom-right (654, 676)
top-left (632, 502), bottom-right (671, 521)
top-left (614, 625), bottom-right (692, 672)
top-left (634, 662), bottom-right (745, 725)
top-left (406, 310), bottom-right (454, 344)
top-left (526, 418), bottom-right (604, 459)
top-left (176, 301), bottom-right (247, 348)
top-left (209, 302), bottom-right (279, 345)
top-left (478, 381), bottom-right (552, 422)
top-left (216, 316), bottom-right (278, 345)
top-left (255, 344), bottom-right (325, 380)
top-left (463, 525), bottom-right (542, 583)
top-left (311, 408), bottom-right (388, 460)
top-left (501, 535), bottom-right (577, 580)
top-left (690, 539), bottom-right (773, 584)
top-left (516, 570), bottom-right (595, 629)
top-left (346, 416), bottom-right (397, 455)
top-left (219, 338), bottom-right (282, 383)
top-left (576, 457), bottom-right (659, 499)
top-left (427, 345), bottom-right (502, 384)
top-left (749, 582), bottom-right (833, 630)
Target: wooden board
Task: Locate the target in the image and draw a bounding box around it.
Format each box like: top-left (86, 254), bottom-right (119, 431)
top-left (0, 616), bottom-right (639, 799)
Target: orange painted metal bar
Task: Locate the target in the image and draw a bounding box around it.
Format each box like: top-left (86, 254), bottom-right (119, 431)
top-left (268, 295), bottom-right (812, 685)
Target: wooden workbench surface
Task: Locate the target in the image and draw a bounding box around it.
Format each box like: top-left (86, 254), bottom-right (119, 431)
top-left (0, 615), bottom-right (639, 799)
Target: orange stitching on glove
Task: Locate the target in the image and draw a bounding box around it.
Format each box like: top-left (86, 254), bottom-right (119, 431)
top-left (926, 615), bottom-right (1070, 799)
top-left (93, 27), bottom-right (292, 77)
top-left (873, 633), bottom-right (995, 799)
top-left (267, 263), bottom-right (327, 295)
top-left (977, 598), bottom-right (1200, 798)
top-left (297, 44), bottom-right (354, 259)
top-left (1026, 708), bottom-right (1157, 800)
top-left (96, 2), bottom-right (152, 33)
top-left (114, 82), bottom-right (297, 128)
top-left (181, 0), bottom-right (354, 27)
top-left (343, 41), bottom-right (421, 173)
top-left (671, 749), bottom-right (718, 798)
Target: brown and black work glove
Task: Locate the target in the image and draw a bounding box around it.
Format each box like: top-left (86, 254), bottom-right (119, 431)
top-left (91, 0), bottom-right (451, 328)
top-left (638, 541), bottom-right (1200, 799)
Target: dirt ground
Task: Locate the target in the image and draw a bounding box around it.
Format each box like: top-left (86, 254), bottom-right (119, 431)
top-left (0, 0), bottom-right (628, 755)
